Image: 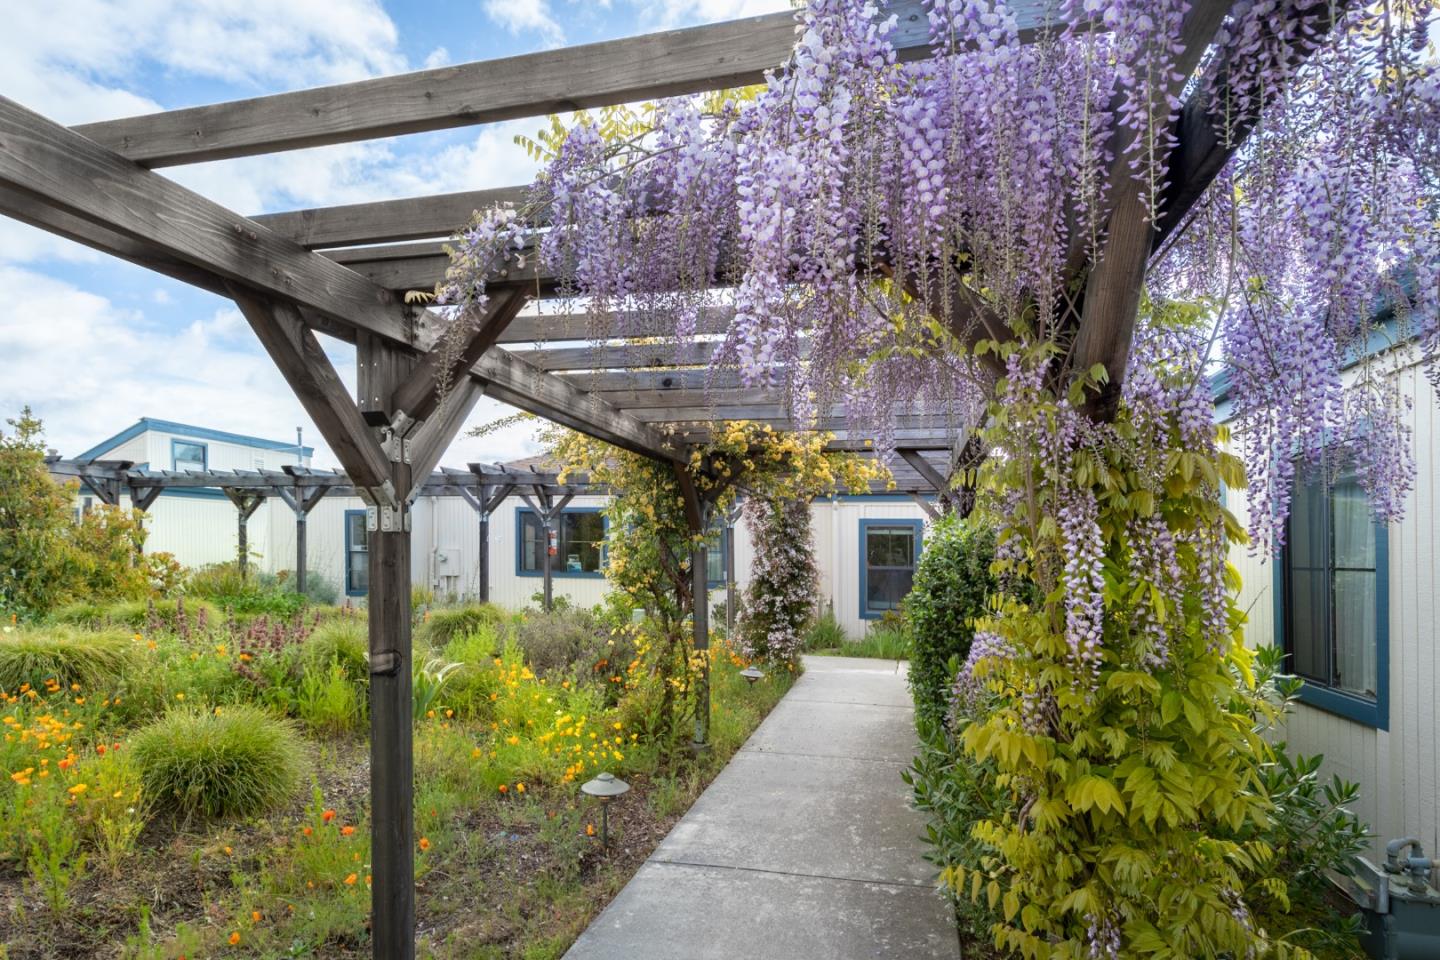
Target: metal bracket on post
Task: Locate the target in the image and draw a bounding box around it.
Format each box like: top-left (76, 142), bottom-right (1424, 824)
top-left (358, 480), bottom-right (409, 533)
top-left (380, 427), bottom-right (413, 465)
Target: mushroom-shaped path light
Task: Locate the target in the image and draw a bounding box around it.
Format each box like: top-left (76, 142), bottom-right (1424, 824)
top-left (580, 772), bottom-right (630, 848)
top-left (740, 666), bottom-right (765, 686)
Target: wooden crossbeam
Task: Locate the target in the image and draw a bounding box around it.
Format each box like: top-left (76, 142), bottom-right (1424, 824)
top-left (1070, 0), bottom-right (1234, 416)
top-left (229, 290), bottom-right (392, 490)
top-left (502, 307), bottom-right (736, 345)
top-left (0, 97), bottom-right (414, 346)
top-left (392, 290), bottom-right (529, 425)
top-left (72, 2), bottom-right (1062, 168)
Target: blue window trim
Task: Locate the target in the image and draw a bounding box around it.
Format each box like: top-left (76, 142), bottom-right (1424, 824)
top-left (515, 506), bottom-right (608, 579)
top-left (344, 509), bottom-right (368, 597)
top-left (171, 438), bottom-right (208, 472)
top-left (858, 519), bottom-right (924, 621)
top-left (1272, 514), bottom-right (1390, 731)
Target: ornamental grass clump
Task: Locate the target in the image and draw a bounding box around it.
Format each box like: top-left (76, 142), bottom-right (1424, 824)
top-left (417, 603), bottom-right (504, 649)
top-left (291, 619), bottom-right (369, 687)
top-left (131, 705), bottom-right (302, 819)
top-left (0, 626), bottom-right (136, 693)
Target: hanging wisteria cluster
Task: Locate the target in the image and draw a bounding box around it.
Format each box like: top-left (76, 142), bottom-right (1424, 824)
top-left (438, 0), bottom-right (1439, 556)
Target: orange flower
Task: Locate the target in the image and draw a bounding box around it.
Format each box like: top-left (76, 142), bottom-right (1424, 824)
top-left (341, 825), bottom-right (355, 836)
top-left (345, 873), bottom-right (358, 885)
top-left (302, 826), bottom-right (313, 836)
top-left (228, 932), bottom-right (241, 946)
top-left (251, 910), bottom-right (262, 922)
top-left (418, 837), bottom-right (431, 851)
top-left (586, 823), bottom-right (596, 837)
top-left (498, 784), bottom-right (508, 794)
top-left (322, 809), bottom-right (336, 823)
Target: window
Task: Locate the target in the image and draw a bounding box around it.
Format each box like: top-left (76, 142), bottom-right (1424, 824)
top-left (345, 510), bottom-right (369, 597)
top-left (860, 520), bottom-right (923, 619)
top-left (706, 519), bottom-right (729, 587)
top-left (517, 508), bottom-right (606, 576)
top-left (1278, 469), bottom-right (1389, 729)
top-left (172, 439), bottom-right (207, 472)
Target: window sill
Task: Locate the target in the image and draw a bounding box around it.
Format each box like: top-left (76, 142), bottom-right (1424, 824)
top-left (1290, 677), bottom-right (1387, 731)
top-left (516, 570), bottom-right (606, 580)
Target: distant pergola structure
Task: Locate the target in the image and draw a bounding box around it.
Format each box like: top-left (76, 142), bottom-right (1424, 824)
top-left (1, 0), bottom-right (1336, 953)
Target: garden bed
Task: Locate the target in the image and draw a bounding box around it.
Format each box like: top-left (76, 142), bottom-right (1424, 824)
top-left (0, 602), bottom-right (792, 959)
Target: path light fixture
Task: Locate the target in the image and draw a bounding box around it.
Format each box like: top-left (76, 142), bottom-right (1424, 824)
top-left (580, 772), bottom-right (630, 848)
top-left (740, 666), bottom-right (766, 686)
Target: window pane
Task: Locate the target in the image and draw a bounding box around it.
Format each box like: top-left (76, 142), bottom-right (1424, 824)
top-left (1288, 567), bottom-right (1327, 682)
top-left (173, 441), bottom-right (205, 471)
top-left (562, 513), bottom-right (604, 573)
top-left (1332, 478), bottom-right (1376, 570)
top-left (867, 569), bottom-right (913, 611)
top-left (867, 529), bottom-right (914, 567)
top-left (707, 534), bottom-right (725, 583)
top-left (520, 513), bottom-right (543, 572)
top-left (1334, 569), bottom-right (1377, 697)
top-left (346, 513), bottom-right (369, 594)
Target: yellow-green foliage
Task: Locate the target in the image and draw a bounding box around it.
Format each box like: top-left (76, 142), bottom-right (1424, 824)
top-left (292, 620), bottom-right (368, 686)
top-left (0, 626), bottom-right (137, 693)
top-left (53, 597), bottom-right (223, 632)
top-left (417, 603), bottom-right (506, 649)
top-left (949, 343), bottom-right (1296, 960)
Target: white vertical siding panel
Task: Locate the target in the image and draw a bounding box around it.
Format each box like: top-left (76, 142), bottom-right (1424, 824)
top-left (1225, 347), bottom-right (1440, 861)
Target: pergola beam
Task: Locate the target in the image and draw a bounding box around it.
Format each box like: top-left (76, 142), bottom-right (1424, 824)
top-left (0, 97), bottom-right (415, 346)
top-left (72, 1), bottom-right (1063, 168)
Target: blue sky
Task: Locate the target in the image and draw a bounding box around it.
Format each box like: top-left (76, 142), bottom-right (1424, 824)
top-left (0, 0), bottom-right (788, 467)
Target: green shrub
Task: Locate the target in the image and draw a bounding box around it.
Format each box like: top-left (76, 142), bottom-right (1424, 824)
top-left (803, 609), bottom-right (847, 651)
top-left (293, 620), bottom-right (369, 686)
top-left (417, 603), bottom-right (504, 648)
top-left (905, 513), bottom-right (996, 725)
top-left (514, 606), bottom-right (611, 677)
top-left (295, 663), bottom-right (365, 735)
top-left (186, 562), bottom-right (306, 619)
top-left (131, 705), bottom-right (302, 819)
top-left (274, 569), bottom-right (339, 606)
top-left (0, 626), bottom-right (136, 693)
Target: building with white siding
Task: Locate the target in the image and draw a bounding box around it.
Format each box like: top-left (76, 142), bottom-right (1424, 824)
top-left (1216, 343), bottom-right (1440, 862)
top-left (71, 419), bottom-right (935, 638)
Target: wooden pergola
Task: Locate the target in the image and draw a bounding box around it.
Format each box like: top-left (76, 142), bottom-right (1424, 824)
top-left (1, 1), bottom-right (1337, 954)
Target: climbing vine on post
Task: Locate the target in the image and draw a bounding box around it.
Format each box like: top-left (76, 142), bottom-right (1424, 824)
top-left (735, 496), bottom-right (816, 666)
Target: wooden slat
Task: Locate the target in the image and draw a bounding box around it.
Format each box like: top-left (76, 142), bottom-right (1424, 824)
top-left (505, 340), bottom-right (725, 372)
top-left (558, 368), bottom-right (758, 392)
top-left (72, 1), bottom-right (1063, 167)
top-left (0, 96), bottom-right (414, 346)
top-left (501, 307), bottom-right (736, 344)
top-left (605, 387), bottom-right (782, 410)
top-left (468, 348), bottom-right (682, 463)
top-left (254, 187), bottom-right (529, 249)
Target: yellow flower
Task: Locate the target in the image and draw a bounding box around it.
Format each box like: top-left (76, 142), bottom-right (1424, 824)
top-left (67, 783), bottom-right (87, 795)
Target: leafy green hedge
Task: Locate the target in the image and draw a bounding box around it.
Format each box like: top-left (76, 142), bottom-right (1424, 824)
top-left (905, 513), bottom-right (996, 725)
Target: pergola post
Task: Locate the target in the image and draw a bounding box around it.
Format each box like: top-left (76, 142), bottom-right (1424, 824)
top-left (518, 487), bottom-right (574, 613)
top-left (222, 488), bottom-right (265, 579)
top-left (478, 486), bottom-right (491, 603)
top-left (674, 466), bottom-right (712, 748)
top-left (276, 483), bottom-right (329, 596)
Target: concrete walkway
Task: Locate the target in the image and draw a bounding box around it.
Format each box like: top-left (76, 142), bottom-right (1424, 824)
top-left (564, 656), bottom-right (960, 960)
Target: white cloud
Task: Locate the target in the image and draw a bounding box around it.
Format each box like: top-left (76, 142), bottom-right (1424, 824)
top-left (422, 46), bottom-right (452, 70)
top-left (0, 266), bottom-right (542, 469)
top-left (640, 0), bottom-right (791, 28)
top-left (483, 0), bottom-right (565, 46)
